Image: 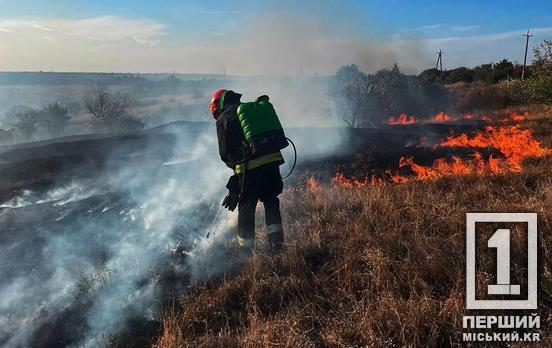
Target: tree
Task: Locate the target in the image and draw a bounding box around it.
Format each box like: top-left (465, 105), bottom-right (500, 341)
top-left (13, 109), bottom-right (41, 139)
top-left (492, 59), bottom-right (515, 83)
top-left (366, 64), bottom-right (451, 122)
top-left (85, 89), bottom-right (144, 131)
top-left (532, 39), bottom-right (552, 75)
top-left (329, 65), bottom-right (372, 128)
top-left (330, 64), bottom-right (451, 127)
top-left (444, 67), bottom-right (475, 84)
top-left (42, 102), bottom-right (70, 137)
top-left (526, 38), bottom-right (552, 103)
top-left (473, 63), bottom-right (494, 83)
top-left (86, 89), bottom-right (130, 124)
top-left (368, 64), bottom-right (407, 120)
top-left (418, 68), bottom-right (442, 83)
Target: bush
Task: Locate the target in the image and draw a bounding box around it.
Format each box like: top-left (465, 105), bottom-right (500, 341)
top-left (330, 64), bottom-right (451, 127)
top-left (42, 102), bottom-right (70, 137)
top-left (85, 89), bottom-right (144, 132)
top-left (444, 67), bottom-right (475, 84)
top-left (12, 109), bottom-right (41, 140)
top-left (0, 128), bottom-right (15, 144)
top-left (2, 103), bottom-right (72, 142)
top-left (452, 80), bottom-right (525, 113)
top-left (370, 64), bottom-right (451, 121)
top-left (525, 39), bottom-right (552, 103)
top-left (491, 59), bottom-right (515, 83)
top-left (2, 105), bottom-right (33, 128)
top-left (418, 68), bottom-right (442, 83)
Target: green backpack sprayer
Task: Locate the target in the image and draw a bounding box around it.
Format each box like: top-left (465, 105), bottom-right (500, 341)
top-left (237, 95), bottom-right (289, 156)
top-left (205, 95), bottom-right (297, 239)
top-left (236, 95), bottom-right (296, 178)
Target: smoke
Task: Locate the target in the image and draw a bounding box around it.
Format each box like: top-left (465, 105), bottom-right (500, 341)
top-left (0, 10), bottom-right (430, 75)
top-left (0, 183), bottom-right (100, 208)
top-left (226, 13), bottom-right (429, 75)
top-left (0, 122), bottom-right (240, 346)
top-left (159, 11), bottom-right (430, 76)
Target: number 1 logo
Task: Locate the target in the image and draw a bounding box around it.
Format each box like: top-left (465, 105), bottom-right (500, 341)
top-left (487, 229), bottom-right (520, 295)
top-left (466, 213), bottom-right (537, 310)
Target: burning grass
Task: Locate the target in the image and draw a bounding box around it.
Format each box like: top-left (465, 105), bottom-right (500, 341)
top-left (337, 112), bottom-right (552, 186)
top-left (387, 113), bottom-right (416, 125)
top-left (156, 110), bottom-right (552, 347)
top-left (156, 159), bottom-right (552, 347)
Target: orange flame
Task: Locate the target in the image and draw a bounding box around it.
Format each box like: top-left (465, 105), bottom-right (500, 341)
top-left (307, 177), bottom-right (320, 193)
top-left (440, 125), bottom-right (549, 172)
top-left (329, 112), bottom-right (550, 188)
top-left (331, 173), bottom-right (368, 188)
top-left (387, 113), bottom-right (416, 125)
top-left (511, 112), bottom-right (528, 121)
top-left (395, 121), bottom-right (550, 181)
top-left (480, 116), bottom-right (492, 122)
top-left (499, 112), bottom-right (528, 123)
top-left (434, 112), bottom-right (451, 122)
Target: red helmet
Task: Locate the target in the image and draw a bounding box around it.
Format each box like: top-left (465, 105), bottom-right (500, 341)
top-left (209, 89), bottom-right (227, 118)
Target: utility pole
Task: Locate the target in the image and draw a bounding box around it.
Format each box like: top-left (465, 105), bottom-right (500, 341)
top-left (522, 30), bottom-right (533, 80)
top-left (435, 49), bottom-right (443, 72)
top-left (300, 64), bottom-right (303, 77)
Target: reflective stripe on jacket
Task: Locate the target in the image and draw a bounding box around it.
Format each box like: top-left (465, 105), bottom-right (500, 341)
top-left (234, 151), bottom-right (284, 174)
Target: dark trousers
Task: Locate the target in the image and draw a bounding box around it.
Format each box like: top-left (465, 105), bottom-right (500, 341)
top-left (231, 164), bottom-right (284, 248)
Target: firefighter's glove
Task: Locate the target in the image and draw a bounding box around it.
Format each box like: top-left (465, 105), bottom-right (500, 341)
top-left (222, 191), bottom-right (240, 212)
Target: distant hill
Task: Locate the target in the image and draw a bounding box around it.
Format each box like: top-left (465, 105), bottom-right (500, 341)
top-left (0, 71), bottom-right (229, 86)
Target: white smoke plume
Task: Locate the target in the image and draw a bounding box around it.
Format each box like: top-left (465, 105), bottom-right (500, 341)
top-left (0, 123), bottom-right (240, 346)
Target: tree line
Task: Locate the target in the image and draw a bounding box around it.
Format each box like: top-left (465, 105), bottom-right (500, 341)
top-left (0, 89), bottom-right (144, 144)
top-left (330, 38), bottom-right (552, 127)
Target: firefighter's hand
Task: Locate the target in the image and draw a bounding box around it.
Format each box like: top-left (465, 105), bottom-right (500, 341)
top-left (222, 191), bottom-right (240, 212)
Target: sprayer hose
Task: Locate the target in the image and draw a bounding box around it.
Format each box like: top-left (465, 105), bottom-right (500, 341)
top-left (281, 137), bottom-right (297, 179)
top-left (205, 203), bottom-right (224, 239)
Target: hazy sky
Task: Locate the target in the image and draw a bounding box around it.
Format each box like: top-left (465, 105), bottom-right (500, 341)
top-left (0, 0), bottom-right (551, 74)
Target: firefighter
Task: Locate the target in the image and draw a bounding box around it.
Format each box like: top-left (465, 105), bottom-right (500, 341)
top-left (210, 89), bottom-right (285, 253)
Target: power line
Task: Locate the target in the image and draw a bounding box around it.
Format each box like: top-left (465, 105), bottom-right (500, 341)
top-left (522, 30), bottom-right (533, 80)
top-left (435, 49), bottom-right (444, 73)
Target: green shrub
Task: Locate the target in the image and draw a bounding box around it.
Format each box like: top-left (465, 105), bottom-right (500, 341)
top-left (525, 39), bottom-right (552, 103)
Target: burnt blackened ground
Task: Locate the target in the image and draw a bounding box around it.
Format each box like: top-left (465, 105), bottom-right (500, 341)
top-left (0, 121), bottom-right (208, 202)
top-left (0, 121), bottom-right (222, 347)
top-left (287, 120), bottom-right (492, 182)
top-left (0, 120), bottom-right (488, 200)
top-left (0, 189), bottom-right (216, 347)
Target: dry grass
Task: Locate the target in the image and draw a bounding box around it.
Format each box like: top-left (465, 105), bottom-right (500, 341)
top-left (155, 115), bottom-right (552, 348)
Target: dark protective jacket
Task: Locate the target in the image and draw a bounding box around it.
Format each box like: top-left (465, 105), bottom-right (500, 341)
top-left (216, 103), bottom-right (247, 169)
top-left (216, 92), bottom-right (284, 170)
top-left (215, 91), bottom-right (284, 194)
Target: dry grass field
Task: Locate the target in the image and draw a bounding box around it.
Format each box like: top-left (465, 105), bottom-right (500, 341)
top-left (155, 106), bottom-right (552, 347)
